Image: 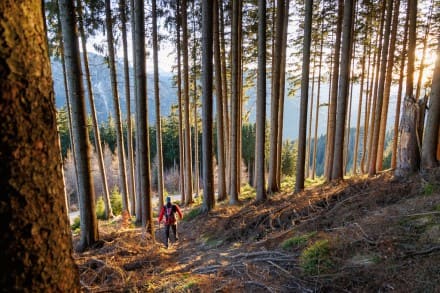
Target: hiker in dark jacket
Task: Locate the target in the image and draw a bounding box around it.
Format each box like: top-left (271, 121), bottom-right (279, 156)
top-left (158, 196), bottom-right (183, 248)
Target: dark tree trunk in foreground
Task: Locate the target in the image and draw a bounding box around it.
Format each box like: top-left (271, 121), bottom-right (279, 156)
top-left (295, 0), bottom-right (313, 192)
top-left (201, 0), bottom-right (215, 212)
top-left (0, 1), bottom-right (80, 290)
top-left (421, 38), bottom-right (440, 169)
top-left (60, 0), bottom-right (99, 252)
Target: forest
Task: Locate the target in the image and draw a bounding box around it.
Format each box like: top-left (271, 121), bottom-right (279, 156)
top-left (1, 0), bottom-right (439, 291)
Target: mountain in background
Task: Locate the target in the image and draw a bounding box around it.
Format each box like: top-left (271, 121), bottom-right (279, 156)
top-left (51, 52), bottom-right (177, 124)
top-left (52, 52), bottom-right (398, 141)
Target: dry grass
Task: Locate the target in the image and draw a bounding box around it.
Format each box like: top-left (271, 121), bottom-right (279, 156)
top-left (73, 169), bottom-right (440, 292)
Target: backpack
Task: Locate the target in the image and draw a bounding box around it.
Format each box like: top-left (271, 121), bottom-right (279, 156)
top-left (165, 204), bottom-right (176, 224)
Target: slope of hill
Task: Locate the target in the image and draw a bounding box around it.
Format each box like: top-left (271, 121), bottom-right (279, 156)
top-left (72, 169), bottom-right (440, 292)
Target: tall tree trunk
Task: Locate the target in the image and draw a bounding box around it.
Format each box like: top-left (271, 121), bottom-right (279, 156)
top-left (276, 1), bottom-right (289, 186)
top-left (312, 15), bottom-right (324, 179)
top-left (220, 1), bottom-right (230, 194)
top-left (192, 23), bottom-right (199, 198)
top-left (331, 0), bottom-right (355, 180)
top-left (391, 3), bottom-right (409, 169)
top-left (377, 0), bottom-right (400, 171)
top-left (77, 0), bottom-right (113, 219)
top-left (255, 0), bottom-right (267, 202)
top-left (120, 0), bottom-right (136, 215)
top-left (0, 0), bottom-right (80, 289)
top-left (105, 0), bottom-right (130, 215)
top-left (268, 0), bottom-right (285, 193)
top-left (306, 45), bottom-right (317, 178)
top-left (415, 3), bottom-right (433, 101)
top-left (369, 0), bottom-right (393, 176)
top-left (421, 38), bottom-right (440, 169)
top-left (213, 0), bottom-right (227, 202)
top-left (182, 0), bottom-right (193, 205)
top-left (325, 0), bottom-right (343, 180)
top-left (134, 0), bottom-right (153, 236)
top-left (59, 0), bottom-right (99, 252)
top-left (295, 0), bottom-right (313, 192)
top-left (230, 0), bottom-right (240, 204)
top-left (201, 0), bottom-right (215, 212)
top-left (130, 0), bottom-right (142, 223)
top-left (152, 0), bottom-right (165, 209)
top-left (396, 0), bottom-right (419, 177)
top-left (176, 0), bottom-right (186, 204)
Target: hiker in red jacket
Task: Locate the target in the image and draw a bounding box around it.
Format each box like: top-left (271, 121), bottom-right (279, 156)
top-left (158, 196), bottom-right (183, 248)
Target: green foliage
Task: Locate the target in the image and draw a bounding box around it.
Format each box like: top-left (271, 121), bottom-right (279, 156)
top-left (95, 197), bottom-right (106, 220)
top-left (300, 239), bottom-right (333, 275)
top-left (56, 107), bottom-right (71, 159)
top-left (281, 176), bottom-right (295, 192)
top-left (305, 176), bottom-right (325, 187)
top-left (423, 183), bottom-right (435, 196)
top-left (240, 184), bottom-right (256, 201)
top-left (281, 140), bottom-right (297, 176)
top-left (281, 232), bottom-right (317, 250)
top-left (110, 187), bottom-right (123, 216)
top-left (183, 207), bottom-right (202, 222)
top-left (71, 216), bottom-right (80, 232)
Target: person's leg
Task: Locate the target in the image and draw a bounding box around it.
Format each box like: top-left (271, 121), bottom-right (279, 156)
top-left (165, 225), bottom-right (170, 247)
top-left (172, 224), bottom-right (178, 241)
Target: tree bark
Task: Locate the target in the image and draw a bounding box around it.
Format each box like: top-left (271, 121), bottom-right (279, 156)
top-left (134, 0), bottom-right (154, 236)
top-left (396, 0), bottom-right (419, 177)
top-left (182, 0), bottom-right (194, 205)
top-left (421, 38), bottom-right (440, 169)
top-left (0, 0), bottom-right (80, 289)
top-left (77, 0), bottom-right (113, 219)
top-left (105, 0), bottom-right (130, 215)
top-left (255, 0), bottom-right (267, 202)
top-left (325, 0), bottom-right (343, 180)
top-left (295, 0), bottom-right (313, 192)
top-left (152, 0), bottom-right (165, 209)
top-left (201, 0), bottom-right (215, 212)
top-left (331, 0), bottom-right (355, 180)
top-left (213, 0), bottom-right (227, 202)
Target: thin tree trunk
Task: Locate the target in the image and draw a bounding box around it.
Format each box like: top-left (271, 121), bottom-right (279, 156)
top-left (325, 0), bottom-right (343, 180)
top-left (255, 0), bottom-right (267, 202)
top-left (77, 0), bottom-right (113, 219)
top-left (201, 0), bottom-right (215, 212)
top-left (268, 0), bottom-right (285, 193)
top-left (331, 0), bottom-right (355, 180)
top-left (368, 0), bottom-right (393, 176)
top-left (295, 0), bottom-right (313, 192)
top-left (312, 15), bottom-right (324, 179)
top-left (120, 0), bottom-right (136, 215)
top-left (152, 0), bottom-right (165, 209)
top-left (230, 0), bottom-right (240, 204)
top-left (182, 0), bottom-right (193, 205)
top-left (214, 0), bottom-right (226, 202)
top-left (176, 0), bottom-right (185, 204)
top-left (59, 0), bottom-right (99, 252)
top-left (276, 1), bottom-right (289, 186)
top-left (105, 0), bottom-right (130, 215)
top-left (307, 44), bottom-right (317, 178)
top-left (415, 2), bottom-right (433, 101)
top-left (377, 0), bottom-right (400, 171)
top-left (392, 2), bottom-right (408, 169)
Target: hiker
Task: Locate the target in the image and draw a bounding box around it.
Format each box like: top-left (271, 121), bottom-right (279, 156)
top-left (158, 196), bottom-right (183, 248)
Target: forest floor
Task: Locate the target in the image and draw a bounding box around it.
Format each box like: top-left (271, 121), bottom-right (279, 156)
top-left (72, 168), bottom-right (440, 292)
